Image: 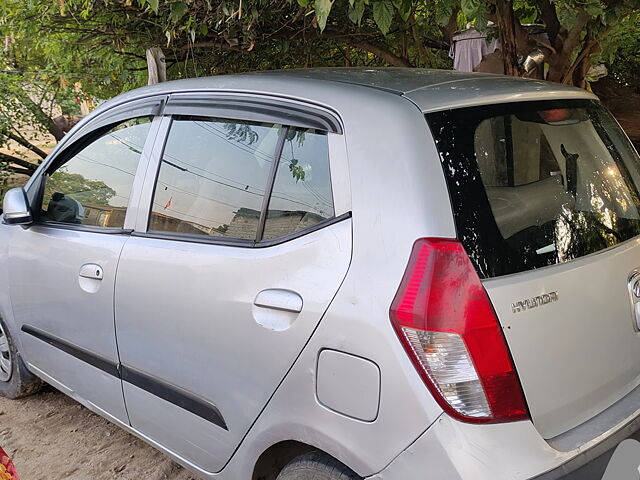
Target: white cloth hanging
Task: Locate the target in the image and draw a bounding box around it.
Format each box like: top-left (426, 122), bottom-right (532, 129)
top-left (449, 29), bottom-right (499, 72)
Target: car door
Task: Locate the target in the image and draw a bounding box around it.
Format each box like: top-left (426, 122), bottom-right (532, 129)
top-left (114, 94), bottom-right (352, 473)
top-left (8, 110), bottom-right (160, 424)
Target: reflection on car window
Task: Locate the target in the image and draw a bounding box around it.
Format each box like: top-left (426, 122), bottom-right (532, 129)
top-left (149, 117), bottom-right (281, 240)
top-left (428, 101), bottom-right (640, 278)
top-left (42, 117), bottom-right (151, 228)
top-left (263, 128), bottom-right (334, 240)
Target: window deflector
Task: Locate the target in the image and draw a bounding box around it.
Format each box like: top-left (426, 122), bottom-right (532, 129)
top-left (164, 93), bottom-right (342, 134)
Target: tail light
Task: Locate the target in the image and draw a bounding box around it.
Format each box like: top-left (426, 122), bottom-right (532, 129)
top-left (390, 238), bottom-right (529, 423)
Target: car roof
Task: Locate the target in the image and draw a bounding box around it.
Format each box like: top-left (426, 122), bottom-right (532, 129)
top-left (250, 67), bottom-right (490, 93)
top-left (95, 67), bottom-right (598, 120)
top-left (255, 68), bottom-right (598, 111)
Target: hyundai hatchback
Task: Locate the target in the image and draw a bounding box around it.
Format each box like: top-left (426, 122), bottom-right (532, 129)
top-left (1, 68), bottom-right (640, 479)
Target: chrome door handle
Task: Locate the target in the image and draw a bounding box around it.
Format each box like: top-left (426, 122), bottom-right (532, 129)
top-left (79, 263), bottom-right (104, 281)
top-left (254, 289), bottom-right (303, 313)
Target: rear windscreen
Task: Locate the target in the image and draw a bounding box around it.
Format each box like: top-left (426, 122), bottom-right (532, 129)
top-left (427, 100), bottom-right (640, 278)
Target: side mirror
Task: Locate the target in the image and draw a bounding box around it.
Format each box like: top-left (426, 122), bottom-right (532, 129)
top-left (2, 188), bottom-right (32, 225)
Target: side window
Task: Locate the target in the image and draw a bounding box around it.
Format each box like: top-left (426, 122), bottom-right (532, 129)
top-left (263, 128), bottom-right (334, 240)
top-left (41, 117), bottom-right (151, 228)
top-left (149, 117), bottom-right (282, 240)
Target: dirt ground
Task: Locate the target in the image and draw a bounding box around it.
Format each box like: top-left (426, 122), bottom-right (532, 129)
top-left (0, 385), bottom-right (197, 480)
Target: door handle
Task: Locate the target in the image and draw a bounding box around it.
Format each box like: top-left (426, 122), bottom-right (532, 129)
top-left (79, 263), bottom-right (104, 281)
top-left (628, 270), bottom-right (640, 331)
top-left (254, 289), bottom-right (303, 313)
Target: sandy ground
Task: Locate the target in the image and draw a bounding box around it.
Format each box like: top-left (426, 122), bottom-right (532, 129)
top-left (0, 385), bottom-right (197, 480)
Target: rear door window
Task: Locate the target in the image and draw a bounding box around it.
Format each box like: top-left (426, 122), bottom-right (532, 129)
top-left (427, 100), bottom-right (640, 278)
top-left (263, 127), bottom-right (334, 240)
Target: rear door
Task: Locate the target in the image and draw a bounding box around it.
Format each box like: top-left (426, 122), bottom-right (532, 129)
top-left (427, 100), bottom-right (640, 440)
top-left (114, 95), bottom-right (352, 473)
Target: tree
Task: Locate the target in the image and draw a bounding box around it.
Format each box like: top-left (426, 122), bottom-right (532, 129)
top-left (44, 170), bottom-right (117, 207)
top-left (7, 0), bottom-right (635, 85)
top-left (0, 0), bottom-right (637, 193)
top-left (461, 0), bottom-right (640, 87)
top-left (0, 2), bottom-right (147, 189)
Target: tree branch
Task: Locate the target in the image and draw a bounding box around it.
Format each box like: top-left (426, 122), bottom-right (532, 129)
top-left (6, 167), bottom-right (34, 176)
top-left (2, 131), bottom-right (48, 159)
top-left (175, 40), bottom-right (245, 53)
top-left (344, 39), bottom-right (412, 67)
top-left (535, 0), bottom-right (561, 44)
top-left (21, 95), bottom-right (65, 142)
top-left (0, 152), bottom-right (39, 173)
top-left (546, 9), bottom-right (590, 83)
top-left (561, 28), bottom-right (602, 86)
top-left (113, 50), bottom-right (147, 60)
top-left (444, 7), bottom-right (460, 44)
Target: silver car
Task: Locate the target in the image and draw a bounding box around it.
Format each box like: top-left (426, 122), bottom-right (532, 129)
top-left (1, 68), bottom-right (640, 479)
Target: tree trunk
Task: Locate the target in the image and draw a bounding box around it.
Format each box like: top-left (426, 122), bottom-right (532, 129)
top-left (546, 10), bottom-right (590, 85)
top-left (495, 0), bottom-right (520, 76)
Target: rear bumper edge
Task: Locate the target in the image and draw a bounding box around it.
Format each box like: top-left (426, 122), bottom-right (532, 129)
top-left (532, 411), bottom-right (640, 479)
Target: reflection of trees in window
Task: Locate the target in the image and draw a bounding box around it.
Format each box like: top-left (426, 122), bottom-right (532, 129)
top-left (284, 129), bottom-right (312, 182)
top-left (221, 121), bottom-right (260, 145)
top-left (45, 169), bottom-right (116, 207)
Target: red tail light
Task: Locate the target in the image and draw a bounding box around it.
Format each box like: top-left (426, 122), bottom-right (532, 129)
top-left (390, 238), bottom-right (529, 423)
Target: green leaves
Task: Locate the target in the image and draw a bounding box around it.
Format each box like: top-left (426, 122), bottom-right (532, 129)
top-left (146, 0), bottom-right (159, 14)
top-left (585, 1), bottom-right (604, 17)
top-left (314, 0), bottom-right (333, 32)
top-left (169, 1), bottom-right (188, 23)
top-left (373, 0), bottom-right (394, 34)
top-left (348, 0), bottom-right (365, 25)
top-left (392, 0), bottom-right (412, 22)
top-left (461, 0), bottom-right (482, 19)
top-left (288, 159), bottom-right (306, 182)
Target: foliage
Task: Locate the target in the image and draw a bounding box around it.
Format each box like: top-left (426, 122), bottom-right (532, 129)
top-left (44, 170), bottom-right (116, 207)
top-left (0, 0), bottom-right (149, 192)
top-left (2, 0), bottom-right (630, 85)
top-left (0, 0), bottom-right (637, 193)
top-left (596, 12), bottom-right (640, 92)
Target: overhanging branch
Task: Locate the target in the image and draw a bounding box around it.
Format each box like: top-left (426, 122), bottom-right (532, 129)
top-left (3, 131), bottom-right (47, 159)
top-left (0, 152), bottom-right (39, 173)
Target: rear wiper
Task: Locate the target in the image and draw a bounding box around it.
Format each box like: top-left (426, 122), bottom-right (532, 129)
top-left (561, 144), bottom-right (579, 195)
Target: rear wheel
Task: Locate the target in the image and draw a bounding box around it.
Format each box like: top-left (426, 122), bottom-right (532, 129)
top-left (276, 451), bottom-right (361, 480)
top-left (0, 318), bottom-right (42, 398)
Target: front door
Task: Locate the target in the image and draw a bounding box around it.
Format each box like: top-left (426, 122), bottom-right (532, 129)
top-left (9, 116), bottom-right (154, 423)
top-left (114, 110), bottom-right (351, 473)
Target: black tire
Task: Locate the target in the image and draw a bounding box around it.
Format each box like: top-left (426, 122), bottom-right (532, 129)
top-left (277, 451), bottom-right (361, 480)
top-left (0, 317), bottom-right (42, 399)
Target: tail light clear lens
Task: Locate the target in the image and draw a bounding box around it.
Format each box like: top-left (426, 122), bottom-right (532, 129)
top-left (390, 238), bottom-right (529, 423)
